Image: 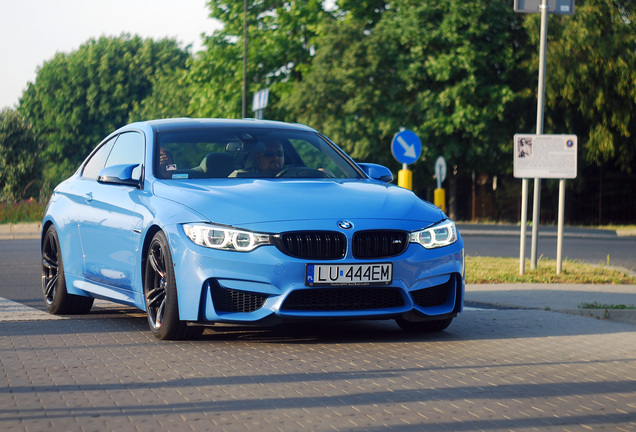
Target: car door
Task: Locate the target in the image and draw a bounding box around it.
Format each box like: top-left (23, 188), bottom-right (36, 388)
top-left (77, 131), bottom-right (145, 298)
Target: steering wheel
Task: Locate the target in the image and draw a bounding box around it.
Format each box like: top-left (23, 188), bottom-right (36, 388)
top-left (276, 165), bottom-right (330, 178)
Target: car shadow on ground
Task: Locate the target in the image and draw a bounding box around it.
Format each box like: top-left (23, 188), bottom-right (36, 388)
top-left (194, 307), bottom-right (635, 344)
top-left (5, 302), bottom-right (632, 342)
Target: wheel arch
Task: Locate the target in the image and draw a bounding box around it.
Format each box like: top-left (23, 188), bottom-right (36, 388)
top-left (140, 224), bottom-right (164, 305)
top-left (40, 219), bottom-right (54, 250)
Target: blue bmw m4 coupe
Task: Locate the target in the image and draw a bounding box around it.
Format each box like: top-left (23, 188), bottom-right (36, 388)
top-left (41, 118), bottom-right (464, 340)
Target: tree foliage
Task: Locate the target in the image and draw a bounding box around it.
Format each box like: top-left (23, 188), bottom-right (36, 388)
top-left (282, 17), bottom-right (405, 169)
top-left (532, 0), bottom-right (636, 173)
top-left (19, 35), bottom-right (189, 186)
top-left (128, 67), bottom-right (193, 121)
top-left (188, 0), bottom-right (332, 119)
top-left (0, 109), bottom-right (41, 201)
top-left (389, 0), bottom-right (533, 175)
top-left (285, 0), bottom-right (534, 181)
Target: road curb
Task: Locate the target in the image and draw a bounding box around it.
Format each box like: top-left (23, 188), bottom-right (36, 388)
top-left (560, 308), bottom-right (636, 325)
top-left (0, 223), bottom-right (42, 240)
top-left (457, 225), bottom-right (635, 239)
top-left (616, 228), bottom-right (636, 237)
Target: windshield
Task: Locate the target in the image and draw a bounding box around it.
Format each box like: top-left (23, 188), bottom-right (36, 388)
top-left (155, 128), bottom-right (363, 180)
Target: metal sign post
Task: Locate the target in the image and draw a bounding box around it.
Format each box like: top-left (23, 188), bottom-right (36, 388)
top-left (391, 130), bottom-right (422, 190)
top-left (515, 0), bottom-right (575, 274)
top-left (434, 156), bottom-right (447, 212)
top-left (514, 134), bottom-right (578, 274)
top-left (530, 0), bottom-right (550, 271)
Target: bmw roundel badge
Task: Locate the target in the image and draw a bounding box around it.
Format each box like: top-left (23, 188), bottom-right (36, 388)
top-left (338, 220), bottom-right (353, 230)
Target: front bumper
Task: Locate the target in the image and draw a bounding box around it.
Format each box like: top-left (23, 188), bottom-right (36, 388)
top-left (167, 224), bottom-right (465, 325)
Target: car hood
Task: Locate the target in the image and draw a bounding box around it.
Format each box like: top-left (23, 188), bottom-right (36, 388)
top-left (152, 179), bottom-right (445, 229)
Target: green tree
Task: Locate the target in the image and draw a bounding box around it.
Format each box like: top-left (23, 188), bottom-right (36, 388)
top-left (282, 17), bottom-right (405, 168)
top-left (19, 35), bottom-right (189, 187)
top-left (532, 0), bottom-right (636, 173)
top-left (335, 0), bottom-right (390, 28)
top-left (384, 0), bottom-right (534, 176)
top-left (188, 0), bottom-right (332, 119)
top-left (0, 109), bottom-right (41, 201)
top-left (285, 0), bottom-right (534, 184)
top-left (128, 67), bottom-right (193, 121)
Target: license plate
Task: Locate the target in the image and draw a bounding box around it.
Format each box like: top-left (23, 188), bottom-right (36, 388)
top-left (305, 263), bottom-right (393, 286)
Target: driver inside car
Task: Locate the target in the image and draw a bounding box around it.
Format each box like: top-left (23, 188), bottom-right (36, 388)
top-left (255, 141), bottom-right (285, 174)
top-left (230, 139), bottom-right (285, 177)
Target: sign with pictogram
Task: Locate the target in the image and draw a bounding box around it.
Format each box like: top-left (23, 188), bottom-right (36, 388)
top-left (513, 134), bottom-right (577, 179)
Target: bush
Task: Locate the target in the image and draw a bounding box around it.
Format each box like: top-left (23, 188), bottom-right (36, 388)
top-left (0, 198), bottom-right (46, 223)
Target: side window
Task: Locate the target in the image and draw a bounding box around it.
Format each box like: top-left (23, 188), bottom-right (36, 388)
top-left (81, 137), bottom-right (117, 180)
top-left (105, 132), bottom-right (145, 180)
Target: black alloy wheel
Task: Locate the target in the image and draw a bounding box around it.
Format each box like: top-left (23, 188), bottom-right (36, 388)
top-left (41, 225), bottom-right (94, 314)
top-left (144, 231), bottom-right (202, 340)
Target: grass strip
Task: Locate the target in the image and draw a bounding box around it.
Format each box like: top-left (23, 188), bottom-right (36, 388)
top-left (578, 301), bottom-right (636, 310)
top-left (466, 256), bottom-right (636, 285)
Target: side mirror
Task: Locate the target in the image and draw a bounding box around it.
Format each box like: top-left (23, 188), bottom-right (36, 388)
top-left (97, 164), bottom-right (141, 187)
top-left (358, 163), bottom-right (394, 183)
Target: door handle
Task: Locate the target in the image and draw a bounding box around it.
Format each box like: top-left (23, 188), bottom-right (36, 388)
top-left (84, 192), bottom-right (93, 203)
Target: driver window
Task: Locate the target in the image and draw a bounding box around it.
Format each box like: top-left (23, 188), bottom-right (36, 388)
top-left (105, 132), bottom-right (145, 180)
top-left (82, 137), bottom-right (116, 180)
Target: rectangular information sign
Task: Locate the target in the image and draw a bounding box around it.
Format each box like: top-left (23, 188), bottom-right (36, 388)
top-left (514, 134), bottom-right (577, 179)
top-left (514, 0), bottom-right (574, 15)
top-left (252, 88), bottom-right (269, 112)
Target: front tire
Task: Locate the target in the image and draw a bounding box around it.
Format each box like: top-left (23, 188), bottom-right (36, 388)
top-left (144, 231), bottom-right (202, 340)
top-left (41, 226), bottom-right (94, 314)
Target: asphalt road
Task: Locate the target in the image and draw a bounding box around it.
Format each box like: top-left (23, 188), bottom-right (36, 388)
top-left (0, 239), bottom-right (42, 308)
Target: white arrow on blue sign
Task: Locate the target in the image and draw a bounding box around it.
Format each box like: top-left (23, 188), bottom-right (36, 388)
top-left (391, 130), bottom-right (422, 165)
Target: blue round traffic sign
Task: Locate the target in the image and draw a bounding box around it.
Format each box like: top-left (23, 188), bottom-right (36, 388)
top-left (391, 130), bottom-right (422, 165)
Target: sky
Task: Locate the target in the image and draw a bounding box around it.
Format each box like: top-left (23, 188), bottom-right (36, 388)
top-left (0, 0), bottom-right (220, 110)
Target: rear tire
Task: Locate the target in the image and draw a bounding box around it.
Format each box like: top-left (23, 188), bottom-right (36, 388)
top-left (41, 226), bottom-right (94, 314)
top-left (144, 231), bottom-right (203, 340)
top-left (396, 317), bottom-right (453, 333)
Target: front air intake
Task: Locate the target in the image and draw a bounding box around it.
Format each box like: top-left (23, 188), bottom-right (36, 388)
top-left (211, 283), bottom-right (268, 313)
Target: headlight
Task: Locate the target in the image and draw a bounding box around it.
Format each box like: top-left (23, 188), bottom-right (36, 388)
top-left (409, 219), bottom-right (458, 249)
top-left (183, 223), bottom-right (271, 252)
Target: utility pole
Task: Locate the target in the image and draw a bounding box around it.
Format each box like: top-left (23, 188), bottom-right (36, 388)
top-left (242, 0), bottom-right (248, 118)
top-left (530, 0), bottom-right (549, 270)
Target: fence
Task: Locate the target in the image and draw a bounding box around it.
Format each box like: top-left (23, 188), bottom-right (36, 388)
top-left (427, 167), bottom-right (636, 226)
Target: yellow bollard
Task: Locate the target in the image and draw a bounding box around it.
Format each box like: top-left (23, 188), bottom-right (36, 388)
top-left (398, 169), bottom-right (412, 190)
top-left (434, 188), bottom-right (446, 212)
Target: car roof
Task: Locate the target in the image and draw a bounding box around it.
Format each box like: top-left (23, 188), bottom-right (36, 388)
top-left (137, 118), bottom-right (318, 134)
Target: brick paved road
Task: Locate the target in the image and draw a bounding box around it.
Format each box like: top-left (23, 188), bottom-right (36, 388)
top-left (1, 303), bottom-right (635, 432)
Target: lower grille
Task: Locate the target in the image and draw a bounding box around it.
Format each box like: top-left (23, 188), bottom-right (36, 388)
top-left (281, 287), bottom-right (404, 312)
top-left (411, 280), bottom-right (452, 308)
top-left (211, 283), bottom-right (268, 313)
